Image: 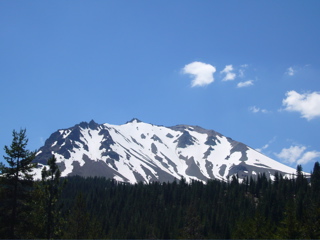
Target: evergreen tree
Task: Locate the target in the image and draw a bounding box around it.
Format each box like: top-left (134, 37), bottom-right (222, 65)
top-left (40, 155), bottom-right (65, 239)
top-left (63, 192), bottom-right (90, 239)
top-left (311, 162), bottom-right (320, 201)
top-left (27, 155), bottom-right (65, 239)
top-left (0, 129), bottom-right (36, 239)
top-left (180, 204), bottom-right (204, 239)
top-left (276, 200), bottom-right (302, 239)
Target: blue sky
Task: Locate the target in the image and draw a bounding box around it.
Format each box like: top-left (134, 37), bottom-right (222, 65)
top-left (1, 1), bottom-right (320, 173)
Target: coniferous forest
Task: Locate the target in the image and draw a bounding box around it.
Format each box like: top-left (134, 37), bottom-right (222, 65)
top-left (1, 129), bottom-right (320, 239)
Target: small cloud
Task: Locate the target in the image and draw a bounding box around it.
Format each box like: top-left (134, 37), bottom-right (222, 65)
top-left (285, 67), bottom-right (295, 76)
top-left (249, 106), bottom-right (270, 113)
top-left (250, 106), bottom-right (260, 113)
top-left (221, 65), bottom-right (233, 72)
top-left (256, 137), bottom-right (276, 153)
top-left (256, 144), bottom-right (269, 153)
top-left (239, 69), bottom-right (245, 78)
top-left (238, 64), bottom-right (248, 78)
top-left (182, 61), bottom-right (216, 87)
top-left (275, 145), bottom-right (320, 165)
top-left (237, 80), bottom-right (254, 88)
top-left (220, 65), bottom-right (236, 81)
top-left (282, 90), bottom-right (320, 120)
top-left (275, 145), bottom-right (306, 164)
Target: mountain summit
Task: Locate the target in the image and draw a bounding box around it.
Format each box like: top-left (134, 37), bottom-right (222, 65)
top-left (34, 120), bottom-right (296, 183)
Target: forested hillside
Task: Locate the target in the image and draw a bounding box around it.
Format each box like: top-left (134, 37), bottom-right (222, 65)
top-left (1, 165), bottom-right (320, 238)
top-left (57, 166), bottom-right (320, 239)
top-left (1, 130), bottom-right (320, 239)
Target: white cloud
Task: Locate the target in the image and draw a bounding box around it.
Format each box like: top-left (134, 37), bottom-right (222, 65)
top-left (239, 64), bottom-right (248, 78)
top-left (282, 90), bottom-right (320, 120)
top-left (220, 65), bottom-right (236, 81)
top-left (239, 69), bottom-right (245, 78)
top-left (275, 145), bottom-right (320, 165)
top-left (237, 80), bottom-right (254, 88)
top-left (249, 106), bottom-right (269, 113)
top-left (286, 67), bottom-right (295, 76)
top-left (182, 61), bottom-right (216, 87)
top-left (298, 151), bottom-right (320, 165)
top-left (275, 145), bottom-right (306, 164)
top-left (256, 144), bottom-right (269, 153)
top-left (221, 64), bottom-right (233, 73)
top-left (250, 106), bottom-right (260, 113)
top-left (256, 137), bottom-right (276, 153)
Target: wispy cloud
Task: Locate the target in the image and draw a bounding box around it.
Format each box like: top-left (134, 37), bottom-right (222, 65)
top-left (182, 61), bottom-right (216, 87)
top-left (256, 144), bottom-right (269, 153)
top-left (275, 145), bottom-right (320, 165)
top-left (238, 64), bottom-right (248, 78)
top-left (285, 67), bottom-right (295, 76)
top-left (220, 65), bottom-right (236, 81)
top-left (298, 151), bottom-right (320, 165)
top-left (256, 137), bottom-right (276, 153)
top-left (249, 106), bottom-right (270, 113)
top-left (237, 80), bottom-right (254, 88)
top-left (238, 70), bottom-right (245, 78)
top-left (282, 90), bottom-right (320, 120)
top-left (250, 106), bottom-right (260, 113)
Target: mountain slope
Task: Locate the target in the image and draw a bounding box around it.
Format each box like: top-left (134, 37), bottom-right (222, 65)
top-left (34, 119), bottom-right (296, 183)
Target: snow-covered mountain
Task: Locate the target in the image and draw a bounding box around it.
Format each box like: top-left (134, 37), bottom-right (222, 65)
top-left (34, 119), bottom-right (296, 183)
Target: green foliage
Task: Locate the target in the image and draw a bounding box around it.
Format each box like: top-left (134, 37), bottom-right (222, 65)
top-left (0, 129), bottom-right (36, 239)
top-left (62, 192), bottom-right (104, 239)
top-left (2, 129), bottom-right (36, 182)
top-left (30, 155), bottom-right (65, 239)
top-left (180, 204), bottom-right (204, 239)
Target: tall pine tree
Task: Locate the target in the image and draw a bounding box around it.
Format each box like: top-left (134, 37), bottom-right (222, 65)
top-left (40, 155), bottom-right (64, 239)
top-left (0, 129), bottom-right (36, 239)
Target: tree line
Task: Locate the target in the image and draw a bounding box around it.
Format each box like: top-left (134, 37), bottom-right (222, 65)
top-left (1, 129), bottom-right (320, 239)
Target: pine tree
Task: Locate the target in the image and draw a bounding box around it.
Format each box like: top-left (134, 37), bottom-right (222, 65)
top-left (63, 192), bottom-right (91, 239)
top-left (0, 129), bottom-right (36, 238)
top-left (63, 192), bottom-right (105, 239)
top-left (180, 204), bottom-right (204, 239)
top-left (276, 200), bottom-right (302, 239)
top-left (311, 162), bottom-right (320, 201)
top-left (40, 155), bottom-right (65, 239)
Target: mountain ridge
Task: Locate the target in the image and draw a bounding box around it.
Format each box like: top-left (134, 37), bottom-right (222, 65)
top-left (34, 119), bottom-right (297, 183)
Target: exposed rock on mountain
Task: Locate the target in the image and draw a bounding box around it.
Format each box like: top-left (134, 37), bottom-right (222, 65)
top-left (34, 119), bottom-right (296, 183)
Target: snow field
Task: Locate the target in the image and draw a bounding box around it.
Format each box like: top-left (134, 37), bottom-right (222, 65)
top-left (37, 120), bottom-right (298, 183)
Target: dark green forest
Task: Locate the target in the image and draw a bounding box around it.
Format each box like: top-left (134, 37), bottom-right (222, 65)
top-left (1, 129), bottom-right (320, 239)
